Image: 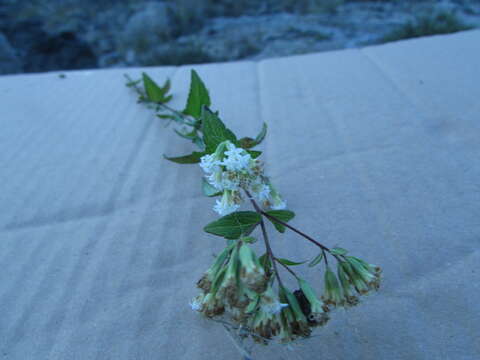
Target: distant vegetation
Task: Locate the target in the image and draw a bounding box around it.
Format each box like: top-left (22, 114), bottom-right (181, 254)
top-left (1, 0), bottom-right (477, 74)
top-left (168, 0), bottom-right (346, 19)
top-left (381, 11), bottom-right (473, 43)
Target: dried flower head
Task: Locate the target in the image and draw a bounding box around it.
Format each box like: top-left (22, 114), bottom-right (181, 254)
top-left (322, 267), bottom-right (345, 308)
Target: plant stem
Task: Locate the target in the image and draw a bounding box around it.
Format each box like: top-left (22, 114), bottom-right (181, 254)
top-left (160, 102), bottom-right (193, 123)
top-left (260, 218), bottom-right (284, 288)
top-left (275, 258), bottom-right (299, 279)
top-left (244, 190), bottom-right (284, 288)
top-left (260, 211), bottom-right (331, 252)
top-left (124, 74), bottom-right (195, 126)
top-left (322, 249), bottom-right (329, 267)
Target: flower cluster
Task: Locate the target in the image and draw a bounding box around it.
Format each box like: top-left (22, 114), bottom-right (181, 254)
top-left (129, 70), bottom-right (384, 351)
top-left (191, 240), bottom-right (335, 344)
top-left (322, 256), bottom-right (382, 309)
top-left (192, 241), bottom-right (268, 318)
top-left (200, 141), bottom-right (286, 215)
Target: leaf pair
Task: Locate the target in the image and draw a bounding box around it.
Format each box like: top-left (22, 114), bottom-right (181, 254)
top-left (265, 210), bottom-right (295, 233)
top-left (204, 211), bottom-right (261, 240)
top-left (204, 209), bottom-right (296, 239)
top-left (164, 70), bottom-right (266, 164)
top-left (164, 106), bottom-right (236, 163)
top-left (258, 253), bottom-right (305, 273)
top-left (204, 211), bottom-right (304, 269)
top-left (308, 247), bottom-right (348, 268)
top-left (142, 73), bottom-right (172, 104)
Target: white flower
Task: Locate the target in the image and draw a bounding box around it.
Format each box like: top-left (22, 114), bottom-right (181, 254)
top-left (213, 190), bottom-right (241, 216)
top-left (266, 182), bottom-right (287, 210)
top-left (190, 296), bottom-right (202, 312)
top-left (271, 198), bottom-right (287, 210)
top-left (207, 171), bottom-right (224, 190)
top-left (222, 142), bottom-right (252, 172)
top-left (200, 154), bottom-right (220, 174)
top-left (251, 182), bottom-right (271, 202)
top-left (199, 141), bottom-right (288, 215)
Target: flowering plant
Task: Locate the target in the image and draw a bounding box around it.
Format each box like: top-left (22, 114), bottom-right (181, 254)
top-left (125, 70), bottom-right (381, 355)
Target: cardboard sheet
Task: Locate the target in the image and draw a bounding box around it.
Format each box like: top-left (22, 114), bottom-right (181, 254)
top-left (1, 30), bottom-right (479, 359)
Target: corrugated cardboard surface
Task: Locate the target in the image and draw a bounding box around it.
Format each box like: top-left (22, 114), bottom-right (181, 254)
top-left (1, 30), bottom-right (479, 359)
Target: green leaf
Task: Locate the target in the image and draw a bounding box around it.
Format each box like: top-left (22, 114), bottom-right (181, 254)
top-left (238, 137), bottom-right (256, 149)
top-left (183, 70), bottom-right (211, 119)
top-left (238, 123), bottom-right (267, 149)
top-left (265, 210), bottom-right (295, 233)
top-left (247, 150), bottom-right (262, 159)
top-left (162, 94), bottom-right (173, 104)
top-left (202, 107), bottom-right (237, 153)
top-left (161, 78), bottom-right (171, 95)
top-left (204, 211), bottom-right (261, 240)
top-left (202, 177), bottom-right (221, 197)
top-left (255, 122), bottom-right (267, 144)
top-left (125, 78), bottom-right (141, 87)
top-left (240, 236), bottom-right (257, 244)
top-left (157, 114), bottom-right (177, 120)
top-left (174, 128), bottom-right (196, 139)
top-left (276, 258), bottom-right (306, 266)
top-left (331, 247), bottom-right (348, 256)
top-left (308, 253), bottom-right (324, 267)
top-left (163, 151), bottom-right (205, 164)
top-left (142, 73), bottom-right (170, 103)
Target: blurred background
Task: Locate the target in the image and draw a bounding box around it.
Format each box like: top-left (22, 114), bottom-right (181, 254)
top-left (0, 0), bottom-right (478, 75)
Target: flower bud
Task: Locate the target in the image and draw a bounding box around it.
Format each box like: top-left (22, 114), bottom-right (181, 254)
top-left (280, 287), bottom-right (311, 337)
top-left (346, 256), bottom-right (381, 291)
top-left (277, 318), bottom-right (295, 344)
top-left (340, 260), bottom-right (369, 295)
top-left (351, 256), bottom-right (382, 277)
top-left (249, 298), bottom-right (283, 339)
top-left (211, 266), bottom-right (227, 294)
top-left (199, 293), bottom-right (225, 318)
top-left (322, 267), bottom-right (344, 308)
top-left (213, 140), bottom-right (229, 160)
top-left (238, 243), bottom-right (266, 293)
top-left (337, 262), bottom-right (359, 306)
top-left (218, 245), bottom-right (240, 305)
top-left (298, 278), bottom-right (330, 326)
top-left (197, 245), bottom-right (232, 292)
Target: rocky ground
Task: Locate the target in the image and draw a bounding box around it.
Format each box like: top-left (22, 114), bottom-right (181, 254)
top-left (0, 0), bottom-right (479, 74)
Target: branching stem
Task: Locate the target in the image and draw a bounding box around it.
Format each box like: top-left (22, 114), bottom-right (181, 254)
top-left (260, 210), bottom-right (331, 252)
top-left (275, 258), bottom-right (299, 279)
top-left (124, 74), bottom-right (195, 126)
top-left (244, 190), bottom-right (284, 288)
